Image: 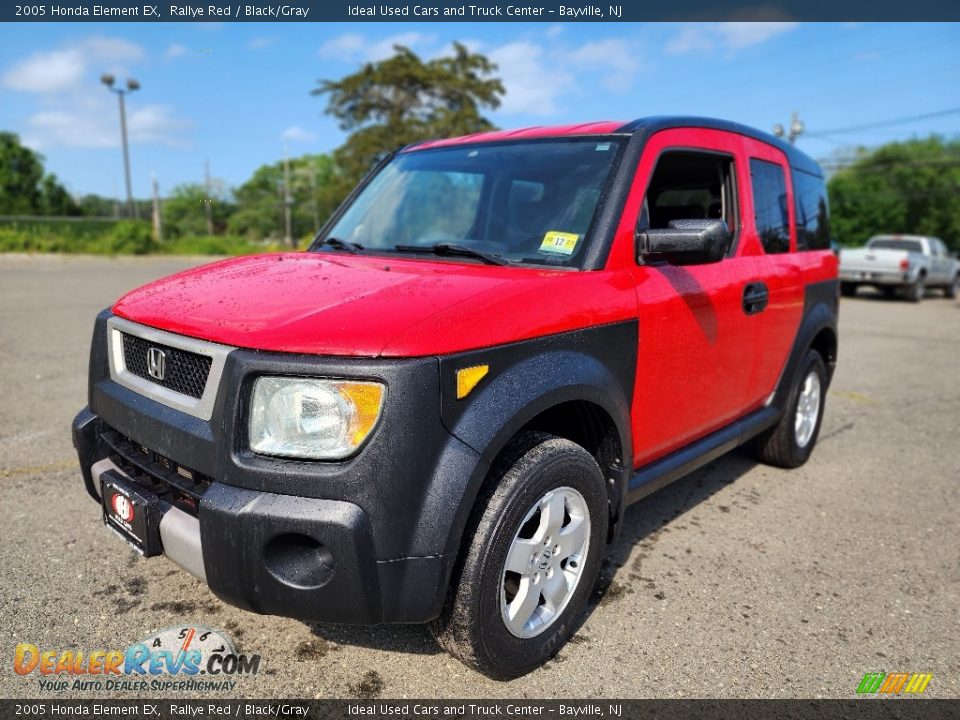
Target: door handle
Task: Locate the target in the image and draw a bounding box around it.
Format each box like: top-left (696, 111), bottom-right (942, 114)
top-left (742, 282), bottom-right (769, 315)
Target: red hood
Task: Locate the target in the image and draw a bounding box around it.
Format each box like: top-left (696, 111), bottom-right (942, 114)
top-left (112, 253), bottom-right (636, 357)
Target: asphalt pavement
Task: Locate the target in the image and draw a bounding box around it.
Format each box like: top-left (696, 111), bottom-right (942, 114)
top-left (1, 253), bottom-right (958, 699)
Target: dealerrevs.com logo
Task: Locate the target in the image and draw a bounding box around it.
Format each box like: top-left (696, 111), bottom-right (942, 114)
top-left (14, 626), bottom-right (261, 693)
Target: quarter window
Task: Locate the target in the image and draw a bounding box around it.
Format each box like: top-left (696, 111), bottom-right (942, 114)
top-left (793, 169), bottom-right (831, 251)
top-left (750, 158), bottom-right (790, 254)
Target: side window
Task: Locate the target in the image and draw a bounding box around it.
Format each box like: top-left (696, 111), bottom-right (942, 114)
top-left (639, 150), bottom-right (737, 251)
top-left (749, 158), bottom-right (790, 254)
top-left (793, 169), bottom-right (832, 251)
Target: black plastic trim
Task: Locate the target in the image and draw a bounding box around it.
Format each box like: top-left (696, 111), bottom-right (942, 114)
top-left (627, 406), bottom-right (779, 504)
top-left (438, 320), bottom-right (638, 550)
top-left (771, 278), bottom-right (839, 410)
top-left (84, 310), bottom-right (487, 567)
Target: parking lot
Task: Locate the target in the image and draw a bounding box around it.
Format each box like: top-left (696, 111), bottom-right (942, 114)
top-left (1, 253), bottom-right (958, 699)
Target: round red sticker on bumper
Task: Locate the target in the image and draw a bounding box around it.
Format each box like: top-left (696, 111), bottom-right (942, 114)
top-left (112, 493), bottom-right (134, 522)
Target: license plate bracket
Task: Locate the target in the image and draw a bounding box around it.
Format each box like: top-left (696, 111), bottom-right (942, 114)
top-left (101, 469), bottom-right (164, 556)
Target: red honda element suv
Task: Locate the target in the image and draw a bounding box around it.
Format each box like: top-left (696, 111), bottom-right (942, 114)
top-left (74, 117), bottom-right (839, 678)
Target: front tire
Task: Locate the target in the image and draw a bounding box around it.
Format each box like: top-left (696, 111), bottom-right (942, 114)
top-left (431, 432), bottom-right (608, 680)
top-left (752, 350), bottom-right (827, 469)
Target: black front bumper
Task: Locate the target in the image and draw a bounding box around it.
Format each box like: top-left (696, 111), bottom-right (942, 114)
top-left (73, 311), bottom-right (490, 625)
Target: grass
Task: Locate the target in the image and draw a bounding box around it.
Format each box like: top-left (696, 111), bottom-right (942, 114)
top-left (0, 222), bottom-right (287, 256)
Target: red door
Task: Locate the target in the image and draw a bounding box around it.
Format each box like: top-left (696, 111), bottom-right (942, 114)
top-left (606, 128), bottom-right (788, 468)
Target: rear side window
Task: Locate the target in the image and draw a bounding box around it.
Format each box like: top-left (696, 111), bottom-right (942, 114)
top-left (793, 169), bottom-right (831, 251)
top-left (868, 238), bottom-right (924, 253)
top-left (749, 158), bottom-right (790, 254)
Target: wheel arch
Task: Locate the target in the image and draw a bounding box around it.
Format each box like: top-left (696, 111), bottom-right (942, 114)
top-left (771, 280), bottom-right (839, 411)
top-left (436, 323), bottom-right (638, 560)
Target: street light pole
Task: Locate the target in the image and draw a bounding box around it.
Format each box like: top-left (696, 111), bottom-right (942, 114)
top-left (101, 74), bottom-right (140, 219)
top-left (773, 111), bottom-right (805, 145)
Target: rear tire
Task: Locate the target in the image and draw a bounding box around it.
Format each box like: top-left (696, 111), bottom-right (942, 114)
top-left (945, 275), bottom-right (958, 299)
top-left (840, 282), bottom-right (857, 297)
top-left (431, 432), bottom-right (608, 680)
top-left (906, 275), bottom-right (926, 303)
top-left (752, 350), bottom-right (827, 469)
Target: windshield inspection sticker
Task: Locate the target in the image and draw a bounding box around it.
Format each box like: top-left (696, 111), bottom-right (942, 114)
top-left (539, 231), bottom-right (580, 256)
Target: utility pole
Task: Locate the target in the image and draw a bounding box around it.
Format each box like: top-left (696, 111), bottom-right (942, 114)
top-left (295, 162), bottom-right (321, 231)
top-left (283, 146), bottom-right (293, 248)
top-left (151, 172), bottom-right (162, 242)
top-left (101, 74), bottom-right (140, 218)
top-left (773, 111), bottom-right (805, 145)
top-left (111, 179), bottom-right (120, 219)
top-left (309, 163), bottom-right (320, 231)
top-left (204, 159), bottom-right (214, 236)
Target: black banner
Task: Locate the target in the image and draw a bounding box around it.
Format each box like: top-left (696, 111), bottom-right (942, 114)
top-left (3, 0), bottom-right (960, 22)
top-left (2, 699), bottom-right (960, 720)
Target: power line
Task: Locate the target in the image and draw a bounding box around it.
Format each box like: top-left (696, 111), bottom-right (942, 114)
top-left (806, 108), bottom-right (960, 138)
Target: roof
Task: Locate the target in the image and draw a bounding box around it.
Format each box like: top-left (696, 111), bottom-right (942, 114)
top-left (410, 121), bottom-right (627, 150)
top-left (407, 115), bottom-right (823, 177)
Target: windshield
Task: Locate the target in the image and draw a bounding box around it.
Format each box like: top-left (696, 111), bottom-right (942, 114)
top-left (868, 237), bottom-right (924, 253)
top-left (315, 138), bottom-right (624, 268)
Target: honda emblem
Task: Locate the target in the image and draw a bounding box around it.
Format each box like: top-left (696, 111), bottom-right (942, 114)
top-left (147, 347), bottom-right (166, 381)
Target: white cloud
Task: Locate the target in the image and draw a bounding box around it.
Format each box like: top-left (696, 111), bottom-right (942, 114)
top-left (281, 125), bottom-right (317, 143)
top-left (566, 39), bottom-right (639, 93)
top-left (164, 44), bottom-right (189, 59)
top-left (248, 37), bottom-right (278, 50)
top-left (319, 32), bottom-right (437, 63)
top-left (666, 22), bottom-right (798, 55)
top-left (2, 36), bottom-right (146, 93)
top-left (665, 27), bottom-right (707, 55)
top-left (80, 37), bottom-right (144, 63)
top-left (714, 22), bottom-right (798, 49)
top-left (3, 36), bottom-right (190, 150)
top-left (487, 36), bottom-right (643, 116)
top-left (319, 33), bottom-right (366, 59)
top-left (27, 99), bottom-right (189, 149)
top-left (2, 49), bottom-right (85, 93)
top-left (489, 41), bottom-right (575, 116)
top-left (127, 105), bottom-right (191, 145)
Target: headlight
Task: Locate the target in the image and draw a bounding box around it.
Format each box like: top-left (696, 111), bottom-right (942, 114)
top-left (249, 377), bottom-right (385, 460)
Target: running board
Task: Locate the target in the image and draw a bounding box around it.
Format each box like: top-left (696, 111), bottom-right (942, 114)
top-left (627, 406), bottom-right (780, 505)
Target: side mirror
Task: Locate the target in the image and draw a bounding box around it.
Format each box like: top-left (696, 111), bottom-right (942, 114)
top-left (637, 219), bottom-right (730, 266)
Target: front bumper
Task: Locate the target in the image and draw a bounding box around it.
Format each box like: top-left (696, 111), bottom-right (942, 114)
top-left (74, 408), bottom-right (455, 624)
top-left (73, 311), bottom-right (490, 624)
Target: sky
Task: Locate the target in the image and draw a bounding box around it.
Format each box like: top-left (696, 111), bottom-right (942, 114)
top-left (0, 21), bottom-right (958, 200)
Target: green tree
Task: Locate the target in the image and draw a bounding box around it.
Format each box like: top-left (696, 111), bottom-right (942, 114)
top-left (313, 43), bottom-right (504, 205)
top-left (162, 183), bottom-right (234, 238)
top-left (0, 131), bottom-right (78, 215)
top-left (77, 194), bottom-right (119, 217)
top-left (828, 136), bottom-right (960, 252)
top-left (229, 154), bottom-right (335, 242)
top-left (39, 173), bottom-right (79, 215)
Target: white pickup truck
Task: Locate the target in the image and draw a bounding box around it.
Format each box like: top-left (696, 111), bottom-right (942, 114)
top-left (839, 235), bottom-right (959, 302)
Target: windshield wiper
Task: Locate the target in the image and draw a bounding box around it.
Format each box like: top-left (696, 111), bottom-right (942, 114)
top-left (317, 237), bottom-right (364, 253)
top-left (393, 243), bottom-right (511, 266)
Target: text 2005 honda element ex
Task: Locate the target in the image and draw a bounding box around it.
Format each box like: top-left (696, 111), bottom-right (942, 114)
top-left (74, 117), bottom-right (839, 678)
